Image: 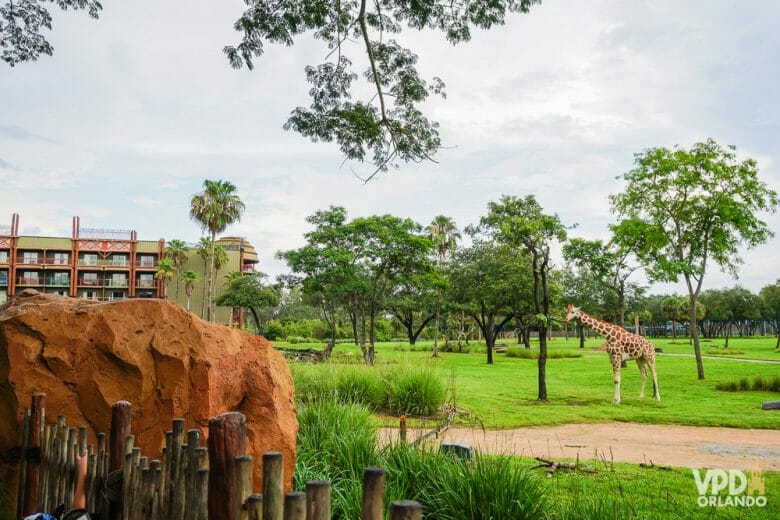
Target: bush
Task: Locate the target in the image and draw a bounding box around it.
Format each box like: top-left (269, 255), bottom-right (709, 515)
top-left (506, 347), bottom-right (582, 359)
top-left (293, 399), bottom-right (548, 520)
top-left (264, 319), bottom-right (285, 340)
top-left (715, 375), bottom-right (780, 392)
top-left (334, 367), bottom-right (385, 409)
top-left (385, 367), bottom-right (446, 416)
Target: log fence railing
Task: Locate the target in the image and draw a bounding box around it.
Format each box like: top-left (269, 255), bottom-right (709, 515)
top-left (15, 393), bottom-right (423, 519)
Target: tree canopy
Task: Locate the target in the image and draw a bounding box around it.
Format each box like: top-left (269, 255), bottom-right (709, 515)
top-left (611, 139), bottom-right (778, 379)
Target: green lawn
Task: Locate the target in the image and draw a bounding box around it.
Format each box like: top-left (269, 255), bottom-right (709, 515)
top-left (277, 337), bottom-right (780, 429)
top-left (528, 455), bottom-right (779, 519)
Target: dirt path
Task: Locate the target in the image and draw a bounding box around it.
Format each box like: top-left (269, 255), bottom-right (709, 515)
top-left (380, 423), bottom-right (780, 471)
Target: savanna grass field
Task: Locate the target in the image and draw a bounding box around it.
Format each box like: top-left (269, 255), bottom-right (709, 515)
top-left (284, 335), bottom-right (779, 519)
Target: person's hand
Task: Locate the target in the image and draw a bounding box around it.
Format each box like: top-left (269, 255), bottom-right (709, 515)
top-left (75, 452), bottom-right (88, 478)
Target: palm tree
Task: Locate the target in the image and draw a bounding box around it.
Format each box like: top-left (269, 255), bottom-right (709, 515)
top-left (224, 270), bottom-right (243, 286)
top-left (164, 239), bottom-right (189, 302)
top-left (155, 258), bottom-right (176, 300)
top-left (181, 270), bottom-right (199, 311)
top-left (427, 215), bottom-right (461, 357)
top-left (195, 237), bottom-right (212, 318)
top-left (190, 179), bottom-right (245, 322)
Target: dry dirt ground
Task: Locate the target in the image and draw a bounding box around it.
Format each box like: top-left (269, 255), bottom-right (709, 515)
top-left (380, 423), bottom-right (780, 471)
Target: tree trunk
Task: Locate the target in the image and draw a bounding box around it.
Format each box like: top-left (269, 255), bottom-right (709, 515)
top-left (485, 316), bottom-right (495, 365)
top-left (186, 296), bottom-right (191, 311)
top-left (689, 294), bottom-right (705, 380)
top-left (538, 323), bottom-right (547, 400)
top-left (207, 231), bottom-right (216, 322)
top-left (523, 325), bottom-right (531, 348)
top-left (671, 318), bottom-right (677, 340)
top-left (250, 307), bottom-right (261, 334)
top-left (432, 289), bottom-right (441, 357)
top-left (618, 287), bottom-right (625, 328)
top-left (578, 322), bottom-right (585, 349)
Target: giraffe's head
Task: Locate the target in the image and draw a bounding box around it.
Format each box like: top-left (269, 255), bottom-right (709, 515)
top-left (565, 303), bottom-right (581, 322)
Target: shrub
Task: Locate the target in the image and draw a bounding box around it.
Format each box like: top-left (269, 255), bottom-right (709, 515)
top-left (334, 367), bottom-right (385, 409)
top-left (385, 367), bottom-right (446, 416)
top-left (506, 348), bottom-right (582, 359)
top-left (715, 375), bottom-right (780, 392)
top-left (264, 319), bottom-right (285, 340)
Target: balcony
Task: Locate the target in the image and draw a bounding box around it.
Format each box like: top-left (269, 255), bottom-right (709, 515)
top-left (78, 278), bottom-right (102, 287)
top-left (43, 257), bottom-right (71, 265)
top-left (17, 256), bottom-right (43, 265)
top-left (17, 277), bottom-right (43, 286)
top-left (45, 277), bottom-right (70, 287)
top-left (135, 259), bottom-right (157, 268)
top-left (106, 278), bottom-right (129, 288)
top-left (78, 258), bottom-right (102, 267)
top-left (242, 264), bottom-right (255, 273)
top-left (136, 279), bottom-right (156, 288)
top-left (104, 258), bottom-right (130, 267)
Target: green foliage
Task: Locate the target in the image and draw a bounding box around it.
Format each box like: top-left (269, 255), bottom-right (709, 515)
top-left (715, 375), bottom-right (780, 392)
top-left (386, 367), bottom-right (446, 416)
top-left (1, 0), bottom-right (102, 66)
top-left (264, 319), bottom-right (285, 340)
top-left (611, 140), bottom-right (778, 285)
top-left (290, 363), bottom-right (445, 416)
top-left (506, 347), bottom-right (582, 359)
top-left (294, 399), bottom-right (548, 520)
top-left (225, 1), bottom-right (541, 177)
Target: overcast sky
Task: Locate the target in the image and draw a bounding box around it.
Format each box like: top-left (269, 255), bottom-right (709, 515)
top-left (1, 0), bottom-right (778, 294)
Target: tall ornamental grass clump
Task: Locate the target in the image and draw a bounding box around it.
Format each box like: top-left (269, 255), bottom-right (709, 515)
top-left (290, 364), bottom-right (447, 416)
top-left (293, 399), bottom-right (548, 519)
top-left (384, 367), bottom-right (447, 416)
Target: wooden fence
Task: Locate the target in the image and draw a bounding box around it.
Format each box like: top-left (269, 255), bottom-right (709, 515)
top-left (15, 393), bottom-right (423, 519)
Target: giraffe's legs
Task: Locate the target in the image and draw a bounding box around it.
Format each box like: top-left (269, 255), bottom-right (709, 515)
top-left (637, 358), bottom-right (647, 399)
top-left (648, 359), bottom-right (661, 401)
top-left (610, 354), bottom-right (621, 404)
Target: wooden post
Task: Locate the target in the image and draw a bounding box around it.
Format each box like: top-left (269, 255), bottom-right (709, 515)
top-left (56, 415), bottom-right (69, 509)
top-left (39, 423), bottom-right (53, 512)
top-left (263, 451), bottom-right (284, 520)
top-left (284, 492), bottom-right (305, 520)
top-left (185, 429), bottom-right (201, 520)
top-left (121, 435), bottom-right (135, 520)
top-left (17, 408), bottom-right (30, 517)
top-left (248, 494), bottom-right (263, 520)
top-left (389, 500), bottom-right (423, 520)
top-left (399, 415), bottom-right (407, 444)
top-left (22, 393), bottom-right (45, 513)
top-left (235, 455), bottom-right (253, 520)
top-left (66, 427), bottom-right (77, 507)
top-left (207, 412), bottom-right (247, 520)
top-left (306, 480), bottom-right (331, 520)
top-left (169, 418), bottom-right (186, 520)
top-left (94, 431), bottom-right (106, 515)
top-left (362, 467), bottom-right (385, 520)
top-left (109, 401), bottom-right (132, 520)
top-left (196, 469), bottom-right (209, 520)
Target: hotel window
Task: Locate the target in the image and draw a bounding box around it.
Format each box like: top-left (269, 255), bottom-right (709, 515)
top-left (110, 254), bottom-right (128, 266)
top-left (83, 272), bottom-right (99, 286)
top-left (50, 273), bottom-right (69, 286)
top-left (83, 254), bottom-right (99, 266)
top-left (138, 255), bottom-right (156, 267)
top-left (52, 252), bottom-right (69, 265)
top-left (0, 251), bottom-right (8, 263)
top-left (23, 251), bottom-right (39, 264)
top-left (0, 271), bottom-right (7, 285)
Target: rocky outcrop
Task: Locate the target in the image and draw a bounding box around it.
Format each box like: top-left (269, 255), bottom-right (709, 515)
top-left (0, 290), bottom-right (297, 492)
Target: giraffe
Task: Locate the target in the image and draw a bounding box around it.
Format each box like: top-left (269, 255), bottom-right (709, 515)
top-left (565, 304), bottom-right (660, 404)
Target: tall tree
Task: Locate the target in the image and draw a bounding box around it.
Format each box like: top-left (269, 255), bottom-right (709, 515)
top-left (164, 239), bottom-right (189, 301)
top-left (448, 240), bottom-right (524, 364)
top-left (475, 195), bottom-right (567, 400)
top-left (214, 273), bottom-right (280, 333)
top-left (611, 139), bottom-right (778, 380)
top-left (427, 215), bottom-right (461, 356)
top-left (189, 180), bottom-right (245, 322)
top-left (181, 270), bottom-right (199, 312)
top-left (661, 295), bottom-right (687, 340)
top-left (562, 238), bottom-right (640, 327)
top-left (759, 281), bottom-right (780, 348)
top-left (225, 1), bottom-right (541, 179)
top-left (154, 258), bottom-right (176, 300)
top-left (385, 270), bottom-right (439, 345)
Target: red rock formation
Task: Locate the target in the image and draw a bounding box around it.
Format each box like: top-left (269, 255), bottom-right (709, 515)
top-left (0, 290), bottom-right (297, 494)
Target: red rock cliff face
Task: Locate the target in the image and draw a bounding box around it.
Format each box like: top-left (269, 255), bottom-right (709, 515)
top-left (0, 290), bottom-right (297, 491)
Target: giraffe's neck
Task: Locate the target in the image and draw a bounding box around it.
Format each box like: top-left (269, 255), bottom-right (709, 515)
top-left (579, 311), bottom-right (617, 336)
